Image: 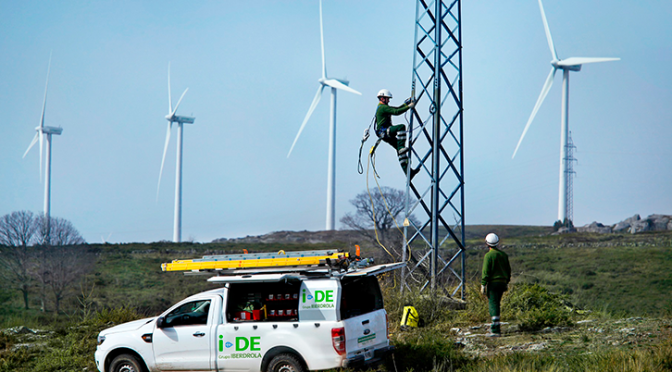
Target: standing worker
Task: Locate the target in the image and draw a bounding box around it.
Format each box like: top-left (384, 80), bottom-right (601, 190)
top-left (375, 89), bottom-right (420, 179)
top-left (481, 233), bottom-right (511, 336)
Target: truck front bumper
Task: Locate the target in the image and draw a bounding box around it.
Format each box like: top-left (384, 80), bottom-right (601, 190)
top-left (343, 345), bottom-right (394, 369)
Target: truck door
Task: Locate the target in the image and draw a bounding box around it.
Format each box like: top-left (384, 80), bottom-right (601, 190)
top-left (153, 296), bottom-right (220, 371)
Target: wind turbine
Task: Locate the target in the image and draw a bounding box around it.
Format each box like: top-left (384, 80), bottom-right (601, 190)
top-left (287, 0), bottom-right (361, 231)
top-left (158, 63), bottom-right (194, 243)
top-left (512, 0), bottom-right (619, 223)
top-left (23, 53), bottom-right (63, 240)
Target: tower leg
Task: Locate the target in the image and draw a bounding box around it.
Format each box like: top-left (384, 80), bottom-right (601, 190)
top-left (326, 88), bottom-right (336, 231)
top-left (174, 123), bottom-right (183, 243)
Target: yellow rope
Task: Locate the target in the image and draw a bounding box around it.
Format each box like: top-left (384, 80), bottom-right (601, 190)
top-left (366, 143), bottom-right (397, 262)
top-left (367, 144), bottom-right (414, 266)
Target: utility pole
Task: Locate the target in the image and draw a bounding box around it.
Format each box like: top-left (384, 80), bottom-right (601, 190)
top-left (402, 0), bottom-right (465, 298)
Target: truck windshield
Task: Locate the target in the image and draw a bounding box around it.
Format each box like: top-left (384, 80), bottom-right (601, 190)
top-left (340, 276), bottom-right (384, 319)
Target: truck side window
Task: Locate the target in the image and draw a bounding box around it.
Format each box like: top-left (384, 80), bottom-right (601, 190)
top-left (340, 276), bottom-right (383, 319)
top-left (164, 300), bottom-right (211, 327)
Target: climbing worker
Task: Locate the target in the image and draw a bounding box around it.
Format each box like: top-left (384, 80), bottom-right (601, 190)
top-left (481, 233), bottom-right (511, 337)
top-left (375, 89), bottom-right (420, 179)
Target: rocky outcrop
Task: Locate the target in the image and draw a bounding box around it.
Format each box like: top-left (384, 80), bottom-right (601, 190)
top-left (629, 219), bottom-right (652, 234)
top-left (576, 214), bottom-right (672, 235)
top-left (612, 214), bottom-right (640, 232)
top-left (577, 222), bottom-right (612, 234)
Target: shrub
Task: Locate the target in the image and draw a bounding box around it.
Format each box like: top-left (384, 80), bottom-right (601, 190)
top-left (503, 283), bottom-right (573, 331)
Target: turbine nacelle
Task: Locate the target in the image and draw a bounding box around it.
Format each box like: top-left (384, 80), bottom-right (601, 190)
top-left (319, 77), bottom-right (350, 86)
top-left (165, 114), bottom-right (195, 124)
top-left (39, 126), bottom-right (63, 135)
top-left (551, 59), bottom-right (581, 71)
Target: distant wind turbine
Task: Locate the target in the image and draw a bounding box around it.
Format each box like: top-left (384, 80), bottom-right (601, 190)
top-left (287, 0), bottom-right (361, 231)
top-left (158, 63), bottom-right (194, 243)
top-left (23, 53), bottom-right (63, 238)
top-left (512, 0), bottom-right (619, 223)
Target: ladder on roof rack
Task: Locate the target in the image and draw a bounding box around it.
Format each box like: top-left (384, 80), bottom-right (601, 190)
top-left (161, 250), bottom-right (349, 273)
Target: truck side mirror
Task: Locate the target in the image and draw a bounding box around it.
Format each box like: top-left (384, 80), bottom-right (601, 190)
top-left (156, 316), bottom-right (165, 329)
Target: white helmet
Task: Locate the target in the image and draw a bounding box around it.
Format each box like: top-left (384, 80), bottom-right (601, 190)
top-left (485, 233), bottom-right (499, 247)
top-left (377, 89), bottom-right (393, 98)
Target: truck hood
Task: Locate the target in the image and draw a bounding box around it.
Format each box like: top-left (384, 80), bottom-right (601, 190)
top-left (101, 317), bottom-right (155, 336)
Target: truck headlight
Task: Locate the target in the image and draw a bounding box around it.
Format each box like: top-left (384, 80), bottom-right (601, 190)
top-left (97, 335), bottom-right (106, 345)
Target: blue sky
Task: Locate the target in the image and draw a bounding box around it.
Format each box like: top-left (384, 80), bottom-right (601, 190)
top-left (1, 1), bottom-right (671, 243)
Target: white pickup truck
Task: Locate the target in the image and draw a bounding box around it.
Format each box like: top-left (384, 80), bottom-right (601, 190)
top-left (94, 263), bottom-right (401, 372)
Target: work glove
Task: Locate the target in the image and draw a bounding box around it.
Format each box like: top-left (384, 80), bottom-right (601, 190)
top-left (480, 285), bottom-right (487, 296)
top-left (405, 97), bottom-right (416, 108)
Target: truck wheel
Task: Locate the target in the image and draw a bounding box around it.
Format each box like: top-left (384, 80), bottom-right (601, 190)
top-left (110, 353), bottom-right (145, 372)
top-left (268, 353), bottom-right (305, 372)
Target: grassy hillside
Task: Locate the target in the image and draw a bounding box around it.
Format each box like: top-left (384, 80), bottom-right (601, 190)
top-left (1, 228), bottom-right (672, 371)
top-left (2, 229), bottom-right (672, 325)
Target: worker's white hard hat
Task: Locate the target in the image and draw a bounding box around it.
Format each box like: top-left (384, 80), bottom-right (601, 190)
top-left (377, 89), bottom-right (393, 98)
top-left (485, 233), bottom-right (499, 247)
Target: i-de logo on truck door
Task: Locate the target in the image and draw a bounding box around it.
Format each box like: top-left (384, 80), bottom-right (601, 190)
top-left (218, 335), bottom-right (262, 360)
top-left (301, 289), bottom-right (335, 309)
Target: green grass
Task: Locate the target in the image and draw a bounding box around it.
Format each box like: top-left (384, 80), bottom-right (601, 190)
top-left (2, 230), bottom-right (672, 371)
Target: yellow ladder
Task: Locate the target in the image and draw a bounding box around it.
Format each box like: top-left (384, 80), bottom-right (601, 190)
top-left (161, 250), bottom-right (348, 272)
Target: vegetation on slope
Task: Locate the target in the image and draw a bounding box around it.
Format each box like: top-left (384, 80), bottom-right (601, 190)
top-left (1, 229), bottom-right (672, 371)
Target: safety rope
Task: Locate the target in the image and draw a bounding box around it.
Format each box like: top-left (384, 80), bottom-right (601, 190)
top-left (357, 116), bottom-right (376, 174)
top-left (364, 140), bottom-right (413, 265)
top-left (365, 141), bottom-right (397, 261)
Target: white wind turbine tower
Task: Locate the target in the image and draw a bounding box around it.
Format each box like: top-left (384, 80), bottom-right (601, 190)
top-left (287, 0), bottom-right (361, 231)
top-left (512, 0), bottom-right (619, 223)
top-left (158, 63), bottom-right (194, 243)
top-left (23, 54), bottom-right (63, 240)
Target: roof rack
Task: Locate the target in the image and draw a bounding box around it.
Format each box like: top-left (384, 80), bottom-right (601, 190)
top-left (161, 249), bottom-right (350, 274)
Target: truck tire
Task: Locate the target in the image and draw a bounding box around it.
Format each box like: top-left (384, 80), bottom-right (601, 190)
top-left (267, 353), bottom-right (305, 372)
top-left (110, 353), bottom-right (145, 372)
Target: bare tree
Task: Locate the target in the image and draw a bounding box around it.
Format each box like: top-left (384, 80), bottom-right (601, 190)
top-left (0, 211), bottom-right (38, 309)
top-left (37, 216), bottom-right (86, 246)
top-left (32, 215), bottom-right (86, 312)
top-left (34, 245), bottom-right (94, 313)
top-left (341, 187), bottom-right (416, 261)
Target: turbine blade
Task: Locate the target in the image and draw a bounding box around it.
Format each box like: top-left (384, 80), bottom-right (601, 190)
top-left (557, 57), bottom-right (620, 67)
top-left (513, 67), bottom-right (557, 158)
top-left (171, 88), bottom-right (189, 116)
top-left (23, 133), bottom-right (39, 158)
top-left (37, 53), bottom-right (52, 180)
top-left (324, 79), bottom-right (362, 95)
top-left (319, 0), bottom-right (326, 79)
top-left (157, 122), bottom-right (172, 198)
top-left (538, 0), bottom-right (558, 61)
top-left (40, 52), bottom-right (52, 130)
top-left (288, 86), bottom-right (324, 158)
top-left (168, 62), bottom-right (172, 114)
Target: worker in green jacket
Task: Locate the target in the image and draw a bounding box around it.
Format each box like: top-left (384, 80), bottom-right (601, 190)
top-left (375, 89), bottom-right (419, 179)
top-left (481, 233), bottom-right (511, 336)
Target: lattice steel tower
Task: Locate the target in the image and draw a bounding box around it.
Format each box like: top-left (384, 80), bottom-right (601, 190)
top-left (564, 132), bottom-right (577, 227)
top-left (402, 0), bottom-right (465, 298)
